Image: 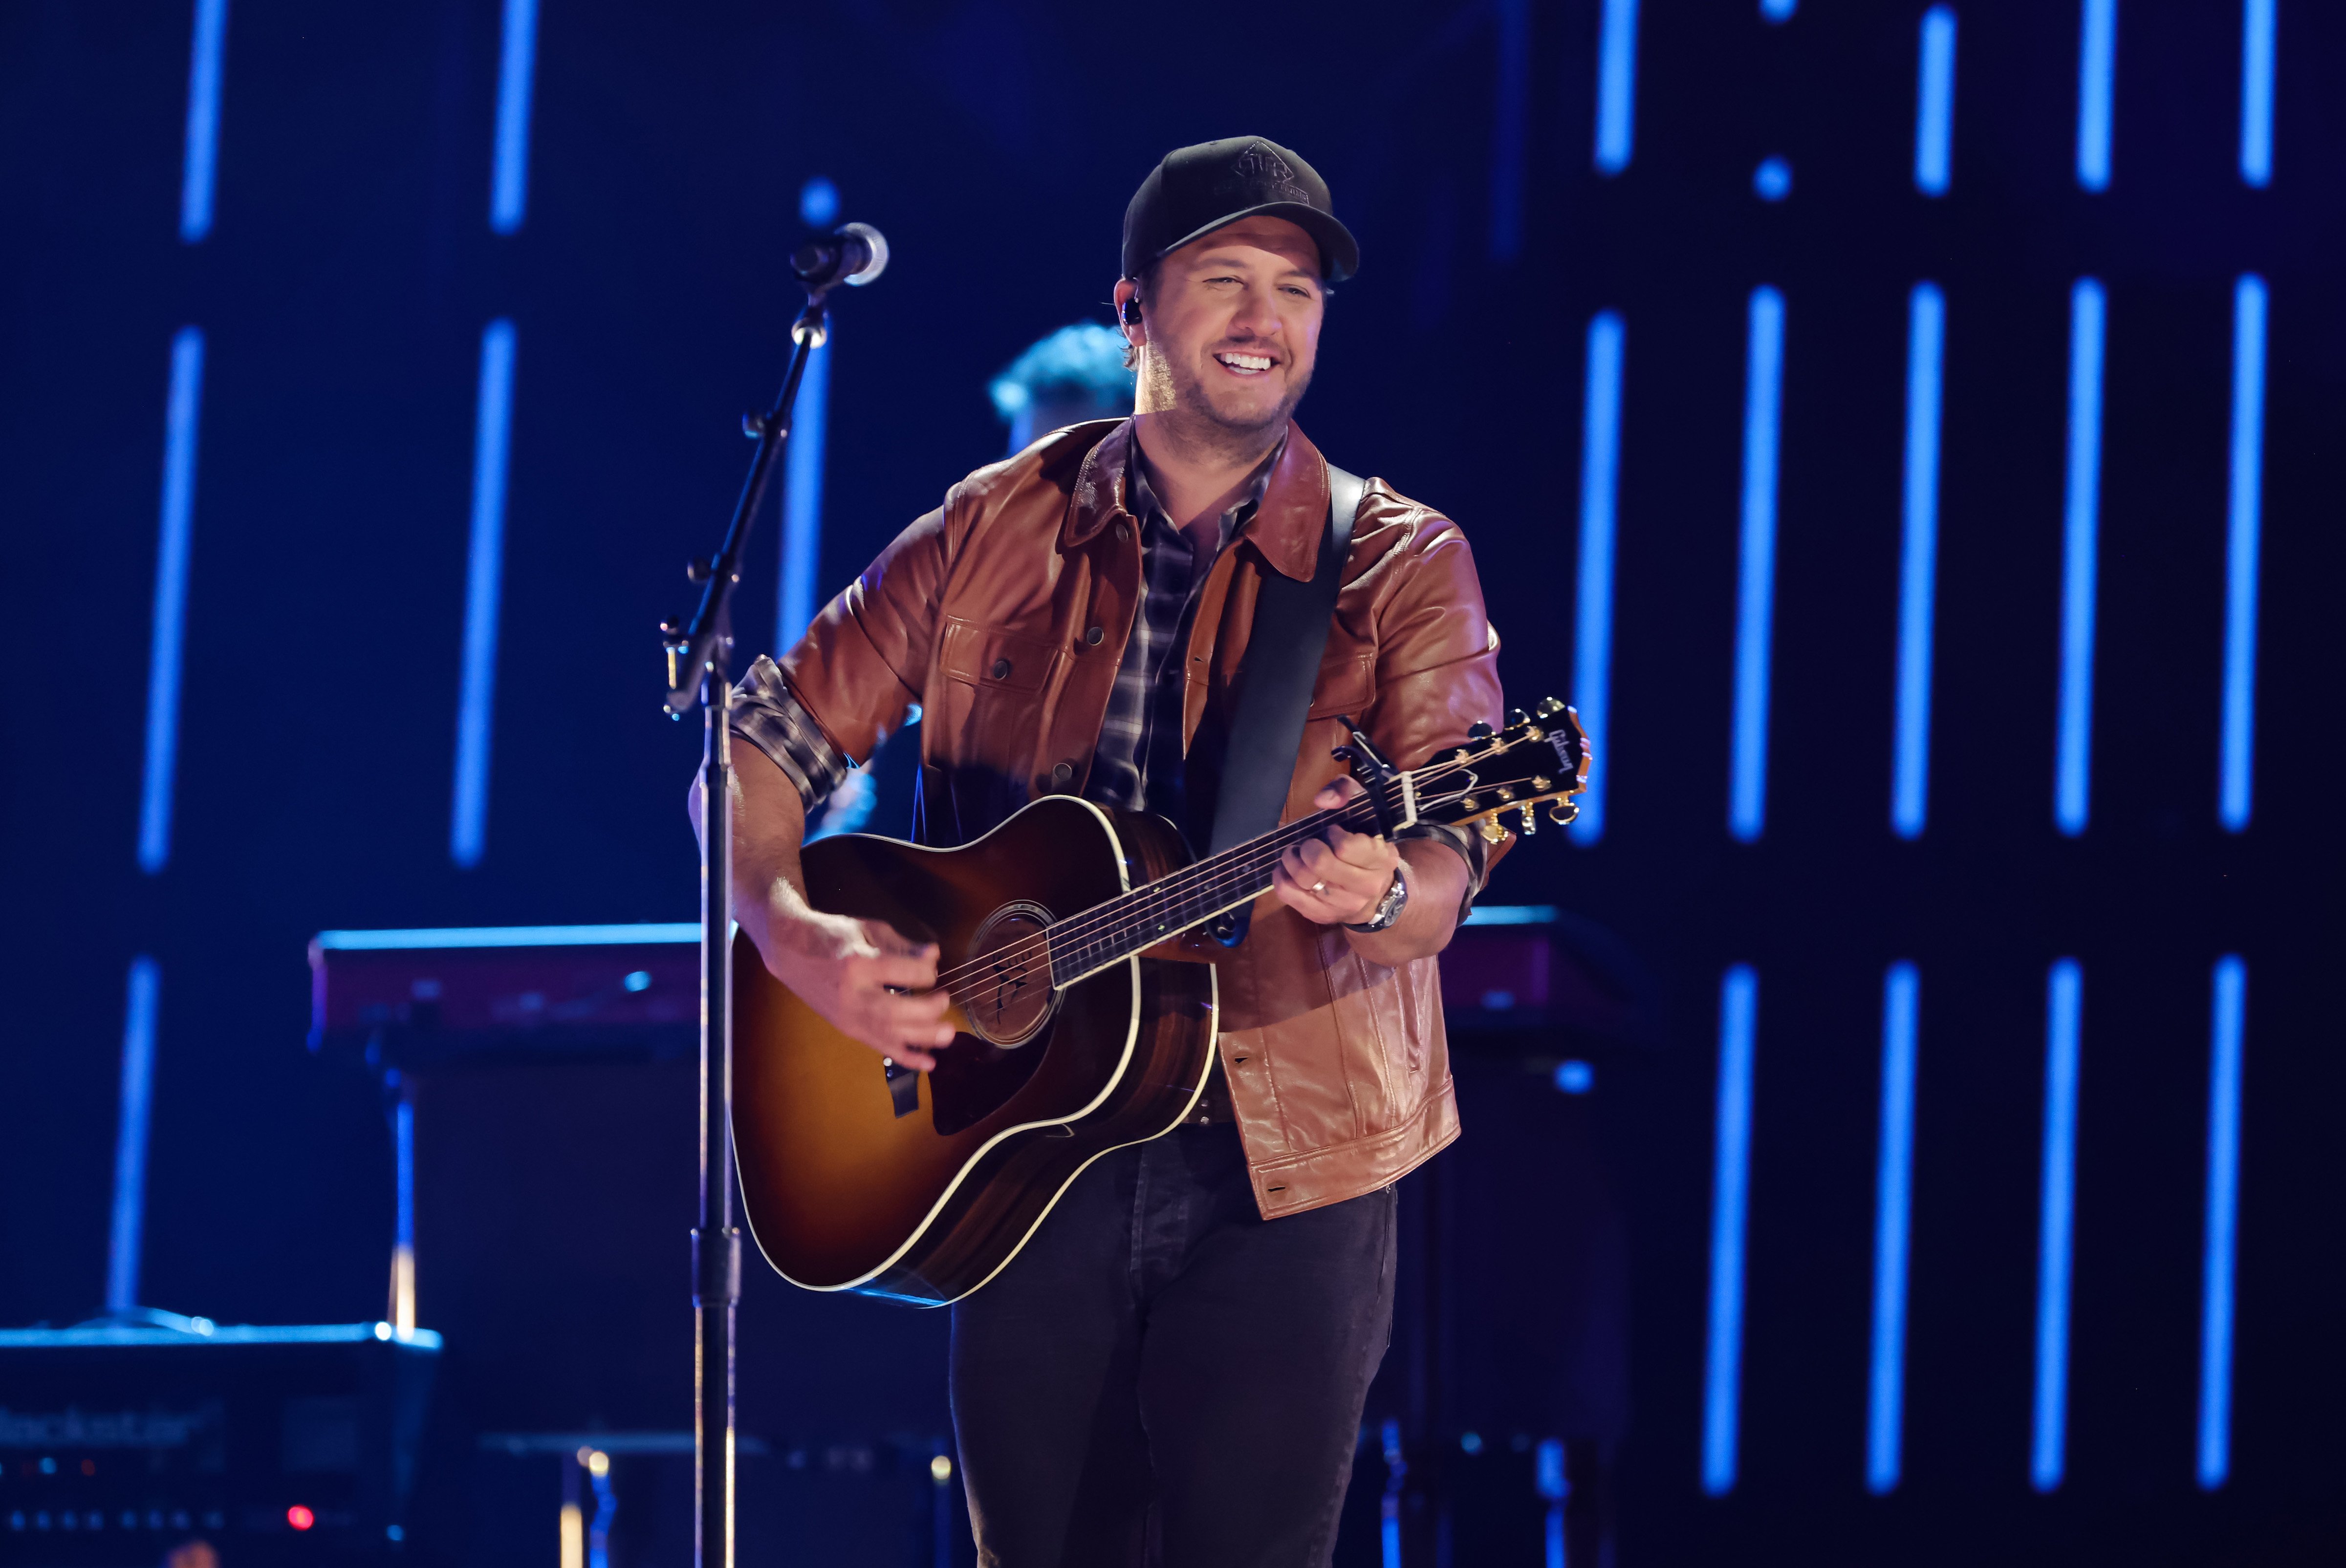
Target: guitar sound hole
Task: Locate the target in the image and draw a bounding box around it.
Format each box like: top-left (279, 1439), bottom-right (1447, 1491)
top-left (959, 902), bottom-right (1056, 1048)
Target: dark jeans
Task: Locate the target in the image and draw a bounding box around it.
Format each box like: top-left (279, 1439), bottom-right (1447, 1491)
top-left (950, 1122), bottom-right (1397, 1568)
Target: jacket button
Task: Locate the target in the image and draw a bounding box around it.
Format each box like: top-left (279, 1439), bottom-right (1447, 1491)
top-left (1051, 761), bottom-right (1075, 787)
top-left (1086, 625), bottom-right (1104, 645)
top-left (991, 658), bottom-right (1012, 679)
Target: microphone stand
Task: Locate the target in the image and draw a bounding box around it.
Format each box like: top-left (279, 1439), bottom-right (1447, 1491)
top-left (661, 282), bottom-right (836, 1568)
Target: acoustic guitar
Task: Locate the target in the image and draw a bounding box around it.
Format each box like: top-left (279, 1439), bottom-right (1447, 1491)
top-left (732, 699), bottom-right (1589, 1305)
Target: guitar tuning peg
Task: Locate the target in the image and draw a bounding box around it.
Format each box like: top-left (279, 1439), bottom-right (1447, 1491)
top-left (1505, 708), bottom-right (1531, 729)
top-left (1467, 721), bottom-right (1495, 741)
top-left (1536, 696), bottom-right (1567, 718)
top-left (1547, 801), bottom-right (1577, 825)
top-left (1517, 804), bottom-right (1537, 836)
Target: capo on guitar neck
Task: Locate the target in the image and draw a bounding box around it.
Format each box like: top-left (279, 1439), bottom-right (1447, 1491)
top-left (1331, 717), bottom-right (1402, 838)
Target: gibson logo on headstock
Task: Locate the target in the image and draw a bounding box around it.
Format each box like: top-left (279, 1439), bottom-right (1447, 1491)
top-left (1428, 697), bottom-right (1589, 843)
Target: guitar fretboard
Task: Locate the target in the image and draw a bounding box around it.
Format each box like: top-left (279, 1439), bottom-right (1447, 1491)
top-left (1042, 783), bottom-right (1410, 988)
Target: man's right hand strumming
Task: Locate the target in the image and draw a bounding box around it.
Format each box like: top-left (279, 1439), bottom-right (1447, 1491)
top-left (695, 739), bottom-right (957, 1069)
top-left (756, 903), bottom-right (956, 1070)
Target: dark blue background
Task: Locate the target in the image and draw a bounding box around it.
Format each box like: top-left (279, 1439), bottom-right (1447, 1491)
top-left (4, 1), bottom-right (2341, 1562)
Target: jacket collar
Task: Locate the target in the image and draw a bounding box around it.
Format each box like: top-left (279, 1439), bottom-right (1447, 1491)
top-left (1246, 421), bottom-right (1331, 581)
top-left (1062, 418), bottom-right (1331, 581)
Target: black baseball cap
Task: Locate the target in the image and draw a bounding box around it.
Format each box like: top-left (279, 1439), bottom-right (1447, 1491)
top-left (1122, 136), bottom-right (1359, 285)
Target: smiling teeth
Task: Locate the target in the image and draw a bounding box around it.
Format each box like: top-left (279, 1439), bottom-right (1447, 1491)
top-left (1219, 353), bottom-right (1272, 371)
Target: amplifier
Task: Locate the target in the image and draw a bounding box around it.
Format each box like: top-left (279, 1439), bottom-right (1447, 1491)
top-left (0, 1320), bottom-right (437, 1565)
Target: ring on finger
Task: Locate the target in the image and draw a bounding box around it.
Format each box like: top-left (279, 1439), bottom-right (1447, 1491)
top-left (1310, 881), bottom-right (1328, 897)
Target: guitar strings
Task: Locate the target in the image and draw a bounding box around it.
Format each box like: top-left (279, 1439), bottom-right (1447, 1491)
top-left (935, 737), bottom-right (1586, 1005)
top-left (931, 767), bottom-right (1457, 996)
top-left (929, 748), bottom-right (1519, 997)
top-left (927, 750), bottom-right (1507, 1001)
top-left (929, 797), bottom-right (1374, 998)
top-left (1044, 790), bottom-right (1428, 964)
top-left (1042, 728), bottom-right (1577, 969)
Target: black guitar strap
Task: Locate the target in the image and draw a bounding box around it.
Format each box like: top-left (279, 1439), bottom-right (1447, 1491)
top-left (1201, 463), bottom-right (1365, 945)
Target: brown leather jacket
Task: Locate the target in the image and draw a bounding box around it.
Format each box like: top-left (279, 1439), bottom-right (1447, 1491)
top-left (760, 418), bottom-right (1509, 1218)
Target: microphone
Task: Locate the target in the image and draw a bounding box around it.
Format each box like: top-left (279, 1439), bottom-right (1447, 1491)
top-left (790, 222), bottom-right (890, 291)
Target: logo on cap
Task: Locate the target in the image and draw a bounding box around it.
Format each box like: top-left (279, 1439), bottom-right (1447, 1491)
top-left (1234, 140), bottom-right (1309, 204)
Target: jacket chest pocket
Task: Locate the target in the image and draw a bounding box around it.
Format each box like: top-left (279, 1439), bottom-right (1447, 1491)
top-left (938, 619), bottom-right (1061, 693)
top-left (931, 620), bottom-right (1066, 801)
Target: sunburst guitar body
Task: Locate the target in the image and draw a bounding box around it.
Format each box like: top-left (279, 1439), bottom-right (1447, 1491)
top-left (731, 702), bottom-right (1588, 1305)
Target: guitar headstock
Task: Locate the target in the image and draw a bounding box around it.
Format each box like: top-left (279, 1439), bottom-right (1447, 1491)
top-left (1410, 697), bottom-right (1590, 842)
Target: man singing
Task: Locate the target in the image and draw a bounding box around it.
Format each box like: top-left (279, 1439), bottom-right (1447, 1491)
top-left (715, 137), bottom-right (1507, 1566)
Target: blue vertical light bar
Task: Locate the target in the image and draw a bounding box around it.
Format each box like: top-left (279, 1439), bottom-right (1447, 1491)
top-left (1866, 962), bottom-right (1921, 1493)
top-left (178, 0), bottom-right (230, 241)
top-left (2054, 279), bottom-right (2105, 837)
top-left (2238, 0), bottom-right (2275, 188)
top-left (489, 0), bottom-right (542, 234)
top-left (1913, 7), bottom-right (1957, 196)
top-left (1891, 284), bottom-right (1946, 839)
top-left (1593, 0), bottom-right (1641, 175)
top-left (1490, 0), bottom-right (1529, 262)
top-left (1760, 0), bottom-right (1797, 21)
top-left (1702, 964), bottom-right (1759, 1495)
top-left (777, 330), bottom-right (831, 653)
top-left (2219, 276), bottom-right (2266, 833)
top-left (2032, 959), bottom-right (2084, 1492)
top-left (1571, 312), bottom-right (1625, 846)
top-left (2076, 0), bottom-right (2118, 192)
top-left (2197, 955), bottom-right (2246, 1490)
top-left (451, 320), bottom-right (518, 868)
top-left (1378, 1418), bottom-right (1404, 1568)
top-left (1535, 1438), bottom-right (1566, 1567)
top-left (776, 179), bottom-right (840, 652)
top-left (395, 1094), bottom-right (415, 1260)
top-left (1729, 288), bottom-right (1785, 843)
top-left (391, 1084), bottom-right (417, 1335)
top-left (139, 329), bottom-right (206, 875)
top-left (105, 958), bottom-right (163, 1313)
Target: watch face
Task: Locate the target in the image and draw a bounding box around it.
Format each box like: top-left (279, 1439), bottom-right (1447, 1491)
top-left (1353, 868), bottom-right (1407, 931)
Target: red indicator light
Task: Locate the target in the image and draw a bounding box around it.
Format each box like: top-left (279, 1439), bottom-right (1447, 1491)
top-left (287, 1504), bottom-right (316, 1531)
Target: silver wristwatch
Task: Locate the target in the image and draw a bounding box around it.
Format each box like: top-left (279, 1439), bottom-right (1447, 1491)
top-left (1345, 865), bottom-right (1410, 934)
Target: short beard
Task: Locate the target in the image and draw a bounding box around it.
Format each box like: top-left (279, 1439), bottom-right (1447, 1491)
top-left (1137, 344), bottom-right (1312, 464)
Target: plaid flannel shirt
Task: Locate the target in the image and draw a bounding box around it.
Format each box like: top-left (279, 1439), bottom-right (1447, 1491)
top-left (729, 434), bottom-right (1272, 826)
top-left (1085, 440), bottom-right (1276, 817)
